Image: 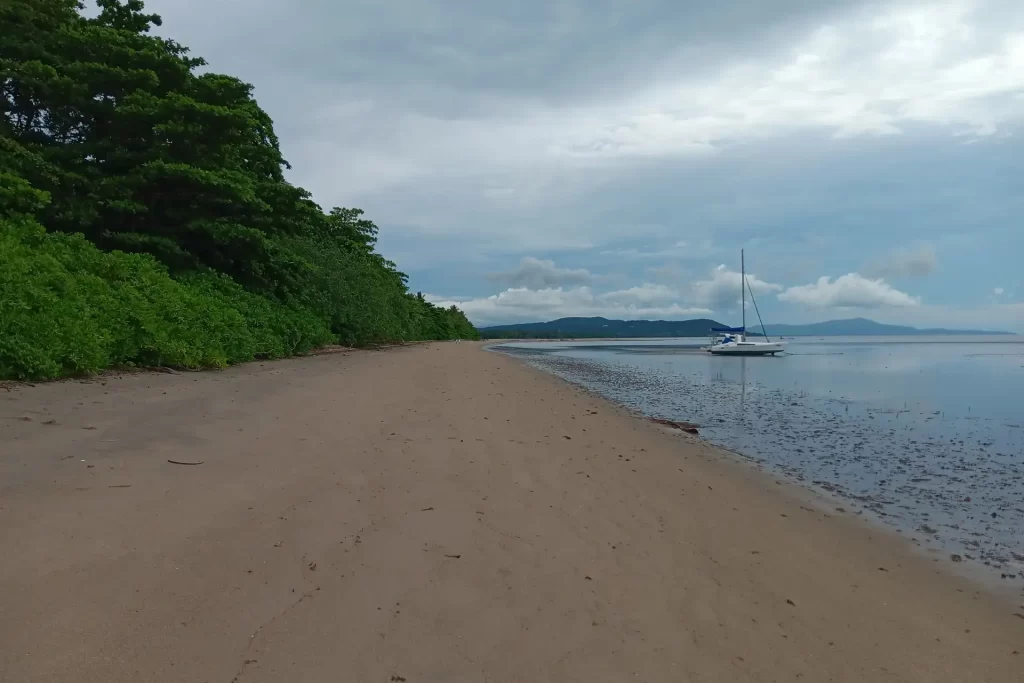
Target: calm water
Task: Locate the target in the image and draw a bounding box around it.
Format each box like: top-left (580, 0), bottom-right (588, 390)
top-left (494, 336), bottom-right (1024, 586)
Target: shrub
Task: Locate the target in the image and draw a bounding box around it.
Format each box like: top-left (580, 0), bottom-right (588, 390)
top-left (0, 218), bottom-right (332, 380)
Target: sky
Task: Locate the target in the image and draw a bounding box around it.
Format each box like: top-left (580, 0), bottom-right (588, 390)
top-left (139, 0), bottom-right (1024, 331)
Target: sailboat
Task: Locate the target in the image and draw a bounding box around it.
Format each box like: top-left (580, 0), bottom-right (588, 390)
top-left (707, 249), bottom-right (785, 356)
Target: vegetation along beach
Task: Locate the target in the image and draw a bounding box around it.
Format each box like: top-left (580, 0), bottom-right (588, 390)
top-left (1, 0), bottom-right (476, 383)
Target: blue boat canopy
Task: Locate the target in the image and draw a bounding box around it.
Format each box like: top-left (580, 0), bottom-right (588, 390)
top-left (710, 326), bottom-right (745, 333)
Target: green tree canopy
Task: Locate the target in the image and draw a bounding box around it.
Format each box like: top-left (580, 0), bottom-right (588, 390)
top-left (0, 0), bottom-right (476, 379)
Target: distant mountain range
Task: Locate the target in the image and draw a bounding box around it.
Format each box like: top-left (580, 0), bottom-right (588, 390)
top-left (478, 316), bottom-right (724, 339)
top-left (479, 316), bottom-right (1014, 339)
top-left (749, 318), bottom-right (1014, 337)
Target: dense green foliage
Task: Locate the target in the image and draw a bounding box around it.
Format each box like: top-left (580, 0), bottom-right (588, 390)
top-left (1, 0), bottom-right (476, 379)
top-left (0, 215), bottom-right (334, 378)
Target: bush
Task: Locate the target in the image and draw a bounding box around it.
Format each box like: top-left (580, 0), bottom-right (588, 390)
top-left (0, 218), bottom-right (332, 380)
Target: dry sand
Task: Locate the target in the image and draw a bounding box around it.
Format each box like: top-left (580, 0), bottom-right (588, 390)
top-left (1, 342), bottom-right (1020, 682)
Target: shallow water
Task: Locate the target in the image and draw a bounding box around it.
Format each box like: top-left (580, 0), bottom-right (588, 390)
top-left (494, 336), bottom-right (1024, 587)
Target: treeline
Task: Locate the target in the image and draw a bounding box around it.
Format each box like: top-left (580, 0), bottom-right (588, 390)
top-left (0, 0), bottom-right (476, 380)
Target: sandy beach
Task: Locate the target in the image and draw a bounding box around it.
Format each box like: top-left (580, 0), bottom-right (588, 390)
top-left (1, 342), bottom-right (1020, 683)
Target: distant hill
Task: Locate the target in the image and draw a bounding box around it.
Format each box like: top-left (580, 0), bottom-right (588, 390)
top-left (479, 316), bottom-right (1015, 339)
top-left (479, 316), bottom-right (725, 339)
top-left (749, 317), bottom-right (1014, 337)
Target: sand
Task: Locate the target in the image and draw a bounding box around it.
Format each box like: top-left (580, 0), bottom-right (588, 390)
top-left (0, 342), bottom-right (1020, 682)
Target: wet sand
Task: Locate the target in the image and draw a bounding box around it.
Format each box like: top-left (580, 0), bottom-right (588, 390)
top-left (498, 344), bottom-right (1024, 587)
top-left (0, 342), bottom-right (1020, 682)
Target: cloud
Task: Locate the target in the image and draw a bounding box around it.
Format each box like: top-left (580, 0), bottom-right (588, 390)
top-left (600, 239), bottom-right (719, 261)
top-left (690, 265), bottom-right (783, 309)
top-left (598, 283), bottom-right (680, 306)
top-left (427, 285), bottom-right (711, 326)
top-left (645, 263), bottom-right (690, 284)
top-left (546, 1), bottom-right (1024, 164)
top-left (994, 286), bottom-right (1005, 295)
top-left (600, 242), bottom-right (685, 260)
top-left (440, 262), bottom-right (785, 325)
top-left (864, 243), bottom-right (938, 278)
top-left (145, 0), bottom-right (1024, 214)
top-left (137, 0), bottom-right (1024, 324)
top-left (872, 302), bottom-right (1024, 333)
top-left (778, 273), bottom-right (920, 308)
top-left (487, 257), bottom-right (593, 289)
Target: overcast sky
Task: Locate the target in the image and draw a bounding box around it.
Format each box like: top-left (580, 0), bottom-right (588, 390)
top-left (142, 0), bottom-right (1024, 330)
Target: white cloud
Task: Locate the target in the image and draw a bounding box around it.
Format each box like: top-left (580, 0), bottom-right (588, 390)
top-left (428, 285), bottom-right (712, 326)
top-left (549, 1), bottom-right (1024, 163)
top-left (423, 293), bottom-right (474, 303)
top-left (864, 243), bottom-right (938, 278)
top-left (437, 262), bottom-right (786, 325)
top-left (873, 302), bottom-right (1024, 333)
top-left (487, 256), bottom-right (593, 289)
top-left (600, 239), bottom-right (718, 261)
top-left (137, 0), bottom-right (1023, 324)
top-left (645, 263), bottom-right (690, 284)
top-left (778, 273), bottom-right (920, 308)
top-left (297, 0), bottom-right (1024, 209)
top-left (140, 0), bottom-right (1024, 274)
top-left (994, 286), bottom-right (1005, 295)
top-left (690, 264), bottom-right (783, 309)
top-left (597, 283), bottom-right (680, 306)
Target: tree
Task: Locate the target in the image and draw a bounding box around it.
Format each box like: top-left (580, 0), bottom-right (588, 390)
top-left (2, 0), bottom-right (312, 290)
top-left (1, 0), bottom-right (477, 379)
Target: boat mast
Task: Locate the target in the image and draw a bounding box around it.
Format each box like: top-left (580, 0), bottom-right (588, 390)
top-left (741, 248), bottom-right (746, 334)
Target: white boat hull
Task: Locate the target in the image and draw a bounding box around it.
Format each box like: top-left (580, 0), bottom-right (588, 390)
top-left (708, 341), bottom-right (785, 356)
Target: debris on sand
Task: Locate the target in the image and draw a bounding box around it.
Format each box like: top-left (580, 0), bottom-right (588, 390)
top-left (649, 417), bottom-right (699, 434)
top-left (167, 459), bottom-right (204, 466)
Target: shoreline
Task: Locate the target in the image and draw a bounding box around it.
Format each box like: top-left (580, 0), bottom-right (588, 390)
top-left (515, 350), bottom-right (1022, 597)
top-left (496, 341), bottom-right (1024, 594)
top-left (1, 342), bottom-right (1021, 681)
